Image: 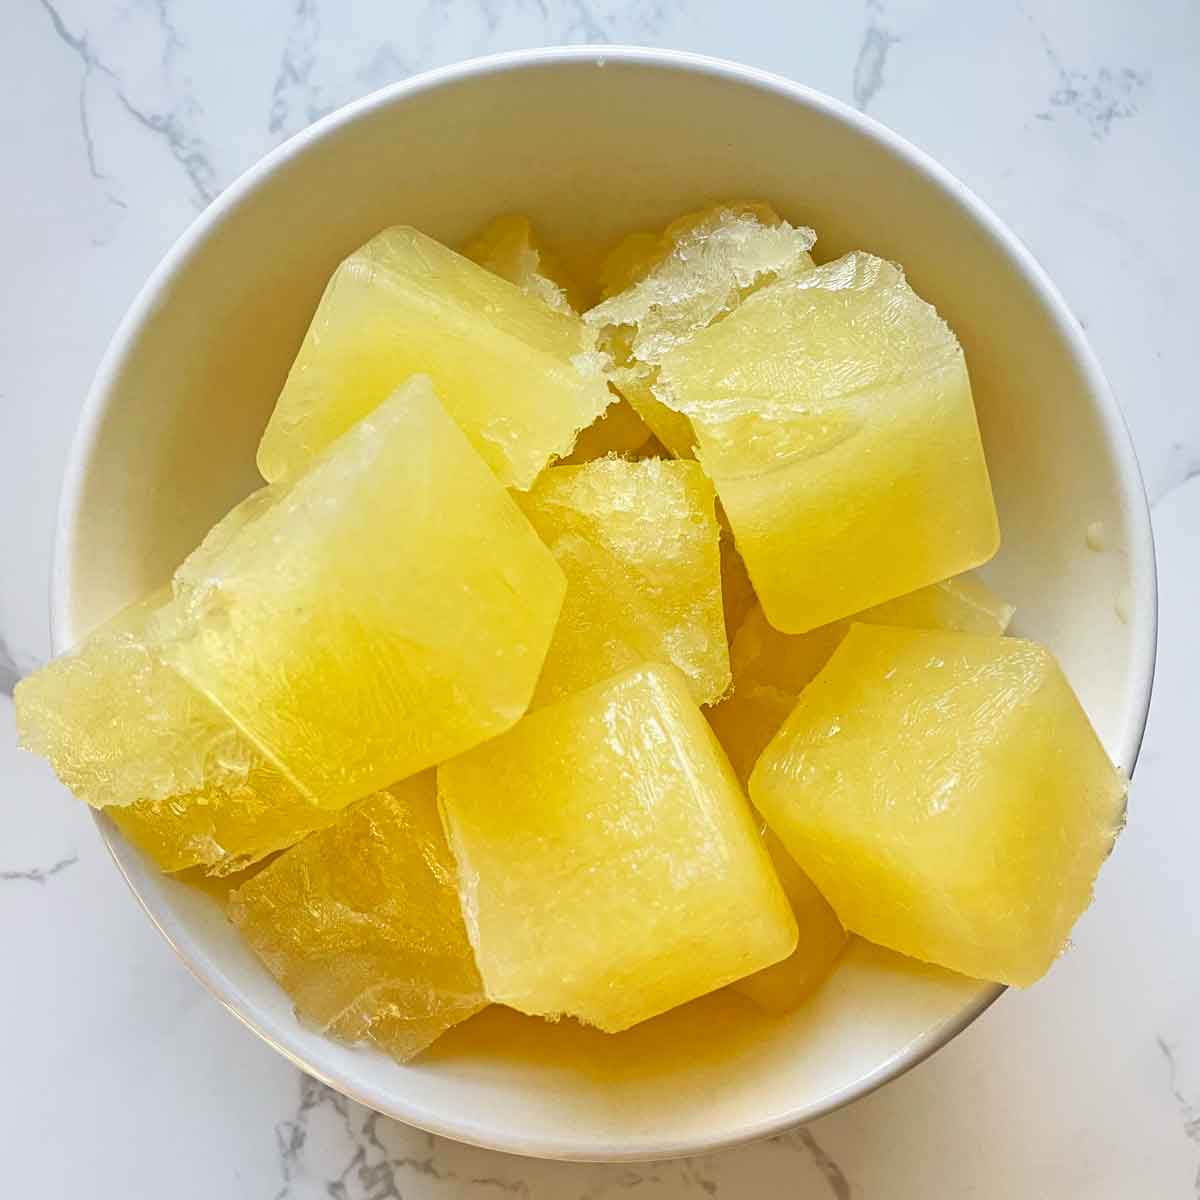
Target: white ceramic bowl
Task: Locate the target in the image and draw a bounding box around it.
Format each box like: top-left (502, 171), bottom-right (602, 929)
top-left (51, 46), bottom-right (1157, 1161)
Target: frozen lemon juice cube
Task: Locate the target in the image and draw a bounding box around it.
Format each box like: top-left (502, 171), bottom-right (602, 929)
top-left (750, 626), bottom-right (1126, 986)
top-left (734, 573), bottom-right (1012, 700)
top-left (15, 490), bottom-right (345, 876)
top-left (589, 203), bottom-right (813, 353)
top-left (161, 376), bottom-right (565, 808)
top-left (15, 587), bottom-right (336, 875)
top-left (560, 397), bottom-right (653, 463)
top-left (463, 214), bottom-right (652, 463)
top-left (658, 253), bottom-right (1000, 632)
top-left (258, 226), bottom-right (609, 488)
top-left (230, 773), bottom-right (485, 1061)
top-left (462, 213), bottom-right (581, 315)
top-left (586, 204), bottom-right (817, 458)
top-left (709, 574), bottom-right (1012, 785)
top-left (516, 458), bottom-right (729, 707)
top-left (718, 521), bottom-right (757, 642)
top-left (439, 664), bottom-right (797, 1032)
top-left (730, 829), bottom-right (847, 1013)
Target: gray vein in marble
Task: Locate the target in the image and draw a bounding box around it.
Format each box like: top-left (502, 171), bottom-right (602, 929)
top-left (1153, 443), bottom-right (1200, 508)
top-left (36, 0), bottom-right (216, 207)
top-left (355, 42), bottom-right (432, 102)
top-left (576, 1167), bottom-right (671, 1198)
top-left (111, 88), bottom-right (216, 204)
top-left (36, 0), bottom-right (116, 190)
top-left (263, 0), bottom-right (688, 145)
top-left (275, 1075), bottom-right (532, 1199)
top-left (265, 1036), bottom-right (863, 1196)
top-left (146, 0), bottom-right (185, 69)
top-left (0, 854), bottom-right (79, 885)
top-left (677, 1160), bottom-right (718, 1197)
top-left (794, 1130), bottom-right (852, 1199)
top-left (773, 1128), bottom-right (853, 1199)
top-left (1024, 17), bottom-right (1147, 140)
top-left (269, 0), bottom-right (327, 138)
top-left (355, 1112), bottom-right (529, 1197)
top-left (273, 1072), bottom-right (350, 1200)
top-left (77, 81), bottom-right (107, 185)
top-left (0, 634), bottom-right (39, 695)
top-left (852, 1), bottom-right (898, 113)
top-left (560, 0), bottom-right (611, 43)
top-left (1157, 1037), bottom-right (1200, 1196)
top-left (0, 649), bottom-right (21, 696)
top-left (471, 0), bottom-right (546, 36)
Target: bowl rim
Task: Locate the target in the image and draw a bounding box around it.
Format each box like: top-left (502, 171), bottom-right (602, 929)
top-left (49, 43), bottom-right (1158, 1162)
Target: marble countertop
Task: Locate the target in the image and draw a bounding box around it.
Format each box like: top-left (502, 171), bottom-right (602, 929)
top-left (3, 1), bottom-right (1198, 1195)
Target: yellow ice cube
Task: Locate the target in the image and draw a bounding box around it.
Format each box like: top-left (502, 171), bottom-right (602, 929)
top-left (735, 574), bottom-right (1014, 697)
top-left (595, 202), bottom-right (790, 301)
top-left (657, 252), bottom-right (1000, 633)
top-left (560, 396), bottom-right (654, 463)
top-left (257, 226), bottom-right (610, 489)
top-left (838, 572), bottom-right (1014, 637)
top-left (632, 436), bottom-right (672, 460)
top-left (597, 230), bottom-right (662, 299)
top-left (730, 829), bottom-right (848, 1013)
top-left (161, 376), bottom-right (566, 809)
top-left (229, 774), bottom-right (485, 1061)
top-left (460, 215), bottom-right (654, 464)
top-left (712, 579), bottom-right (1010, 1007)
top-left (750, 626), bottom-right (1127, 986)
top-left (717, 519), bottom-right (757, 643)
top-left (438, 664), bottom-right (797, 1032)
top-left (706, 679), bottom-right (798, 788)
top-left (461, 213), bottom-right (582, 315)
top-left (613, 369), bottom-right (699, 459)
top-left (15, 522), bottom-right (337, 876)
top-left (515, 458), bottom-right (729, 707)
top-left (586, 204), bottom-right (817, 459)
top-left (708, 574), bottom-right (1012, 785)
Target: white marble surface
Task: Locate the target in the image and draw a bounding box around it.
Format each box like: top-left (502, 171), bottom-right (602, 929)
top-left (2, 1), bottom-right (1198, 1195)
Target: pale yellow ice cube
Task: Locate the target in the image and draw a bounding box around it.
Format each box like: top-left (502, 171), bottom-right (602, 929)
top-left (162, 376), bottom-right (566, 808)
top-left (750, 626), bottom-right (1126, 986)
top-left (730, 829), bottom-right (848, 1013)
top-left (657, 252), bottom-right (1000, 633)
top-left (462, 213), bottom-right (581, 315)
top-left (586, 204), bottom-right (817, 459)
top-left (257, 226), bottom-right (610, 489)
top-left (707, 574), bottom-right (1012, 786)
top-left (439, 664), bottom-right (797, 1032)
top-left (14, 496), bottom-right (339, 876)
top-left (515, 458), bottom-right (729, 707)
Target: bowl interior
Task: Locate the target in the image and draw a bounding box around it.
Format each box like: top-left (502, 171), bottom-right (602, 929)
top-left (54, 49), bottom-right (1155, 1160)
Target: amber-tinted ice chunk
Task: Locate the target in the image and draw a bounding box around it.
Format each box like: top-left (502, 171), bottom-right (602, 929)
top-left (229, 774), bottom-right (485, 1061)
top-left (162, 377), bottom-right (566, 809)
top-left (438, 664), bottom-right (797, 1032)
top-left (750, 626), bottom-right (1126, 986)
top-left (257, 226), bottom-right (610, 488)
top-left (515, 458), bottom-right (730, 707)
